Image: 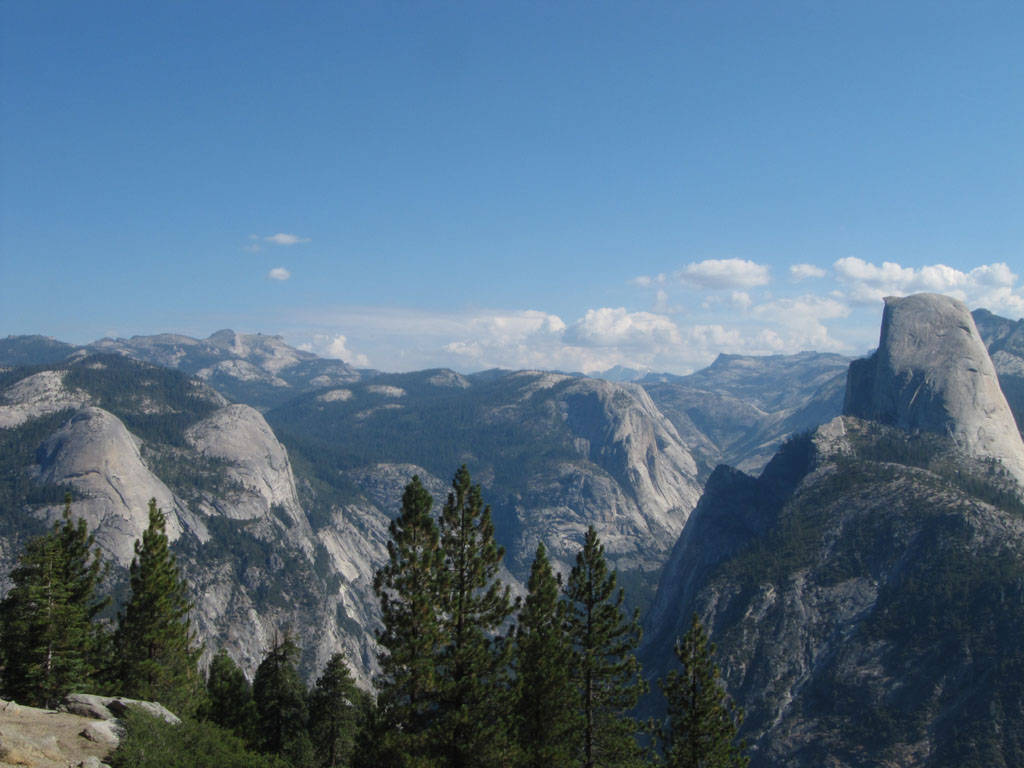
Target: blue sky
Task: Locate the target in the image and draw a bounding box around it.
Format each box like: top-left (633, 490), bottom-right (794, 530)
top-left (2, 1), bottom-right (1023, 374)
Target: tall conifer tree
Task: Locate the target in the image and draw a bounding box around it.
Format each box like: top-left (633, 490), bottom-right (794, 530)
top-left (115, 499), bottom-right (200, 714)
top-left (514, 542), bottom-right (579, 768)
top-left (0, 495), bottom-right (109, 707)
top-left (200, 648), bottom-right (258, 743)
top-left (565, 526), bottom-right (646, 768)
top-left (253, 634), bottom-right (314, 768)
top-left (308, 652), bottom-right (360, 768)
top-left (660, 614), bottom-right (748, 768)
top-left (434, 465), bottom-right (516, 768)
top-left (373, 475), bottom-right (447, 766)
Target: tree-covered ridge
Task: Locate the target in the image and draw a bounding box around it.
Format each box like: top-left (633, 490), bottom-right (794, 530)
top-left (266, 370), bottom-right (586, 506)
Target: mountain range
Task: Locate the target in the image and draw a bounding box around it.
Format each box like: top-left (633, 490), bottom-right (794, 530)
top-left (3, 297), bottom-right (1024, 764)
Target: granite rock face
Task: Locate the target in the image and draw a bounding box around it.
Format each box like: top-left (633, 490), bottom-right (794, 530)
top-left (642, 414), bottom-right (1024, 766)
top-left (0, 370), bottom-right (88, 428)
top-left (33, 406), bottom-right (189, 564)
top-left (845, 293), bottom-right (1024, 485)
top-left (185, 404), bottom-right (311, 539)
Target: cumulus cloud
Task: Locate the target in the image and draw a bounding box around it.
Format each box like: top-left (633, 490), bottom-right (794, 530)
top-left (833, 257), bottom-right (1024, 315)
top-left (751, 295), bottom-right (851, 351)
top-left (677, 258), bottom-right (771, 290)
top-left (564, 308), bottom-right (682, 348)
top-left (790, 263), bottom-right (826, 281)
top-left (268, 267), bottom-right (291, 281)
top-left (289, 292), bottom-right (865, 376)
top-left (301, 333), bottom-right (370, 367)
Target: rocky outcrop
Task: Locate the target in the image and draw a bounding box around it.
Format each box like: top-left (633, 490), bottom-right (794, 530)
top-left (0, 370), bottom-right (88, 428)
top-left (642, 414), bottom-right (1024, 766)
top-left (544, 377), bottom-right (703, 569)
top-left (33, 407), bottom-right (189, 565)
top-left (845, 293), bottom-right (1024, 485)
top-left (186, 404), bottom-right (311, 541)
top-left (0, 697), bottom-right (115, 767)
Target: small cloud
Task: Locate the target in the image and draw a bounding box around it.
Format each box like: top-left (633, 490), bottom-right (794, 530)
top-left (246, 233), bottom-right (311, 251)
top-left (677, 258), bottom-right (771, 290)
top-left (631, 273), bottom-right (668, 288)
top-left (268, 267), bottom-right (291, 281)
top-left (653, 289), bottom-right (683, 314)
top-left (790, 263), bottom-right (826, 281)
top-left (265, 233), bottom-right (311, 246)
top-left (731, 291), bottom-right (752, 310)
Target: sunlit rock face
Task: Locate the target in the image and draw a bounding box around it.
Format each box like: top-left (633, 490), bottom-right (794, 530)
top-left (845, 293), bottom-right (1024, 485)
top-left (34, 406), bottom-right (187, 564)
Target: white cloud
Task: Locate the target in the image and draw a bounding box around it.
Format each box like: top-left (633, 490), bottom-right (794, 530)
top-left (731, 291), bottom-right (752, 310)
top-left (677, 258), bottom-right (771, 289)
top-left (631, 273), bottom-right (666, 288)
top-left (303, 333), bottom-right (370, 367)
top-left (564, 308), bottom-right (682, 348)
top-left (287, 293), bottom-right (864, 375)
top-left (751, 295), bottom-right (851, 351)
top-left (268, 267), bottom-right (291, 281)
top-left (653, 289), bottom-right (683, 314)
top-left (246, 233), bottom-right (311, 251)
top-left (833, 257), bottom-right (1024, 315)
top-left (790, 263), bottom-right (826, 281)
top-left (265, 233), bottom-right (311, 246)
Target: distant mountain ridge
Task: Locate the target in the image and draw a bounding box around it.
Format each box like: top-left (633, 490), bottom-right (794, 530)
top-left (4, 300), bottom-right (1024, 701)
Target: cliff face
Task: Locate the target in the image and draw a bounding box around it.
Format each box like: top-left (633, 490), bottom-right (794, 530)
top-left (35, 406), bottom-right (191, 564)
top-left (644, 294), bottom-right (1024, 766)
top-left (645, 415), bottom-right (1024, 767)
top-left (845, 293), bottom-right (1024, 485)
top-left (0, 355), bottom-right (705, 685)
top-left (266, 369), bottom-right (705, 588)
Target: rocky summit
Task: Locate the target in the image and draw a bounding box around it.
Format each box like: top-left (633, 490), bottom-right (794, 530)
top-left (845, 293), bottom-right (1024, 485)
top-left (643, 293), bottom-right (1024, 767)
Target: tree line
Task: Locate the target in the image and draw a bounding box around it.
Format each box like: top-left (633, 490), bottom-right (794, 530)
top-left (0, 468), bottom-right (747, 768)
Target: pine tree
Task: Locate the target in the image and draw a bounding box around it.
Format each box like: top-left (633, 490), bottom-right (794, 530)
top-left (513, 542), bottom-right (579, 768)
top-left (200, 648), bottom-right (258, 743)
top-left (373, 475), bottom-right (447, 766)
top-left (308, 652), bottom-right (360, 768)
top-left (114, 499), bottom-right (200, 714)
top-left (660, 614), bottom-right (748, 768)
top-left (0, 495), bottom-right (109, 707)
top-left (434, 465), bottom-right (517, 768)
top-left (565, 526), bottom-right (646, 768)
top-left (253, 634), bottom-right (314, 768)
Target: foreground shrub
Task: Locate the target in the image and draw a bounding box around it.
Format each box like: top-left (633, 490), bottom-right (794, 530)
top-left (107, 707), bottom-right (289, 768)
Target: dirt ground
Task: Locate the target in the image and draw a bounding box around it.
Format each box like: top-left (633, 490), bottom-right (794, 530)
top-left (0, 699), bottom-right (113, 768)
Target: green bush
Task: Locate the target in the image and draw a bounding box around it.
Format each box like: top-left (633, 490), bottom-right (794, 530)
top-left (107, 708), bottom-right (289, 768)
